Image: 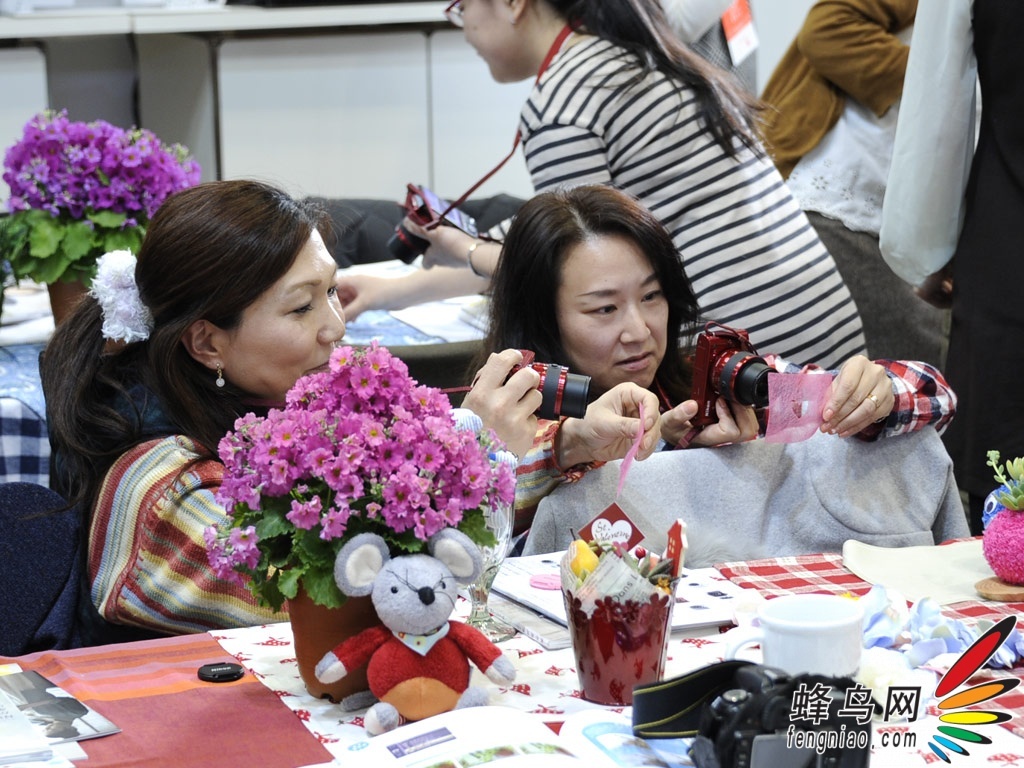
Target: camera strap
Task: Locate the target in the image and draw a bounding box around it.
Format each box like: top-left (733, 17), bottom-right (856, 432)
top-left (631, 659), bottom-right (755, 739)
top-left (432, 23), bottom-right (577, 228)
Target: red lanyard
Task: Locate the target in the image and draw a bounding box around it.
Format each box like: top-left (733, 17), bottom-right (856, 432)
top-left (431, 23), bottom-right (576, 227)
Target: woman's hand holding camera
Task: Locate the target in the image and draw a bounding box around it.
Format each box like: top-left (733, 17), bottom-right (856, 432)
top-left (821, 355), bottom-right (895, 437)
top-left (554, 383), bottom-right (661, 468)
top-left (464, 349), bottom-right (543, 458)
top-left (661, 398), bottom-right (759, 448)
top-left (405, 218), bottom-right (498, 276)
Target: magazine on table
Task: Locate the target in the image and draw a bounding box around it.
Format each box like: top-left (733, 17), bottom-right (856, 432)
top-left (0, 688), bottom-right (52, 766)
top-left (0, 670), bottom-right (120, 747)
top-left (491, 553), bottom-right (752, 635)
top-left (299, 706), bottom-right (693, 768)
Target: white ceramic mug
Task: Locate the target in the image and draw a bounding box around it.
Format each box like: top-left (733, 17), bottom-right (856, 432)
top-left (722, 593), bottom-right (864, 678)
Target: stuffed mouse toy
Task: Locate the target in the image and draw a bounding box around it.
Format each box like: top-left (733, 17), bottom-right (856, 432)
top-left (314, 528), bottom-right (516, 735)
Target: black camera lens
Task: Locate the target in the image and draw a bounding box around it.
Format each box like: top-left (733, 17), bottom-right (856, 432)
top-left (386, 224), bottom-right (429, 264)
top-left (718, 352), bottom-right (771, 408)
top-left (536, 364), bottom-right (591, 420)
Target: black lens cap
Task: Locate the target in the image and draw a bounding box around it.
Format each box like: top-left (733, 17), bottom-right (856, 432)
top-left (197, 662), bottom-right (245, 683)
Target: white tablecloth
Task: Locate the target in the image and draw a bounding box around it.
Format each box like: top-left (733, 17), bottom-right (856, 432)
top-left (210, 594), bottom-right (1024, 768)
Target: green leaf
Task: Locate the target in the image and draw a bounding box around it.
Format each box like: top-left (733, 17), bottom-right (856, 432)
top-left (255, 508), bottom-right (293, 539)
top-left (277, 566), bottom-right (304, 601)
top-left (0, 215), bottom-right (30, 262)
top-left (257, 576), bottom-right (287, 613)
top-left (29, 252), bottom-right (73, 284)
top-left (60, 219), bottom-right (99, 262)
top-left (101, 226), bottom-right (144, 254)
top-left (457, 508), bottom-right (498, 549)
top-left (27, 215), bottom-right (64, 260)
top-left (301, 568), bottom-right (347, 609)
top-left (88, 209), bottom-right (127, 229)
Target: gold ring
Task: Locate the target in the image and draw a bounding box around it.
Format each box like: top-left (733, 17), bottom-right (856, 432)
top-left (865, 393), bottom-right (880, 408)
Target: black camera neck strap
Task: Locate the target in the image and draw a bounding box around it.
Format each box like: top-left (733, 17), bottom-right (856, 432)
top-left (432, 23), bottom-right (577, 228)
top-left (632, 659), bottom-right (755, 739)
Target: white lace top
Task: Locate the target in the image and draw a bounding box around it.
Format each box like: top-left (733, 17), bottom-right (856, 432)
top-left (787, 25), bottom-right (913, 237)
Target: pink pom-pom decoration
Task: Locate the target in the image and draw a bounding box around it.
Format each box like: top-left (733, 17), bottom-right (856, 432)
top-left (983, 509), bottom-right (1024, 586)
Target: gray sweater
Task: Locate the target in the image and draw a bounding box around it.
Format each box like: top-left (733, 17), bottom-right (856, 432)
top-left (523, 428), bottom-right (969, 567)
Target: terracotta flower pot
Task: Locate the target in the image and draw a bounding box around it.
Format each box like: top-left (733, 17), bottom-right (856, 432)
top-left (47, 279), bottom-right (89, 326)
top-left (288, 588), bottom-right (381, 703)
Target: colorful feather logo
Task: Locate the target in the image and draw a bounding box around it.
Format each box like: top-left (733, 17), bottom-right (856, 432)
top-left (929, 615), bottom-right (1018, 762)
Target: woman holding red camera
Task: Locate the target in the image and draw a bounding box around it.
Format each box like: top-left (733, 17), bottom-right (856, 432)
top-left (484, 186), bottom-right (957, 535)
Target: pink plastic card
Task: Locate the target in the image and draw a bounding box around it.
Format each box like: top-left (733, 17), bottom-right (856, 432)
top-left (764, 371), bottom-right (833, 443)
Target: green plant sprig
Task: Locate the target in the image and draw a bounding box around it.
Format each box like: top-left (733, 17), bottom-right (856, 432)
top-left (987, 450), bottom-right (1024, 511)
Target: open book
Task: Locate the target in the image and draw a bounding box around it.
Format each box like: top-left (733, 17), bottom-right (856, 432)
top-left (492, 553), bottom-right (753, 638)
top-left (301, 706), bottom-right (692, 768)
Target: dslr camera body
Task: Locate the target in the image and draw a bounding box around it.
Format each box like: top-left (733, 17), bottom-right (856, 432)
top-left (690, 322), bottom-right (771, 429)
top-left (387, 184), bottom-right (479, 264)
top-left (695, 664), bottom-right (870, 768)
top-left (511, 350), bottom-right (590, 420)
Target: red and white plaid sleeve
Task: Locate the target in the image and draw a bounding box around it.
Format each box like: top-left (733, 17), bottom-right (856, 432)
top-left (763, 355), bottom-right (957, 440)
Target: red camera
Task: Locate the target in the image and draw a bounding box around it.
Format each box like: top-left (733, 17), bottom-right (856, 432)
top-left (386, 184), bottom-right (479, 264)
top-left (510, 350), bottom-right (591, 420)
top-left (689, 323), bottom-right (770, 429)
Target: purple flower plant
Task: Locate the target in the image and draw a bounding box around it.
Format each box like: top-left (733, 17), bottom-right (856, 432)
top-left (0, 109), bottom-right (201, 284)
top-left (4, 109), bottom-right (200, 220)
top-left (206, 343), bottom-right (517, 610)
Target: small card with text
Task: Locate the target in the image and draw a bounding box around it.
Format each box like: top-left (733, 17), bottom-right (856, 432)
top-left (578, 502), bottom-right (645, 551)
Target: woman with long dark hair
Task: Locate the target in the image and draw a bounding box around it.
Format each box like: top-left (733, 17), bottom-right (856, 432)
top-left (483, 185), bottom-right (956, 534)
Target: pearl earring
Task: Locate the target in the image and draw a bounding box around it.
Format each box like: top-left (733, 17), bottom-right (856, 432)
top-left (215, 365), bottom-right (225, 388)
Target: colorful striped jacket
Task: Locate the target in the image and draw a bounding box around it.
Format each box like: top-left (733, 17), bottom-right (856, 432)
top-left (89, 435), bottom-right (286, 635)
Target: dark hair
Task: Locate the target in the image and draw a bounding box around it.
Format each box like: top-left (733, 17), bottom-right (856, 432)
top-left (482, 185), bottom-right (700, 401)
top-left (41, 179), bottom-right (332, 512)
top-left (548, 0), bottom-right (760, 156)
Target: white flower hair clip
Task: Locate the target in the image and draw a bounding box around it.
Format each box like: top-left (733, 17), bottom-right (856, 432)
top-left (90, 249), bottom-right (154, 343)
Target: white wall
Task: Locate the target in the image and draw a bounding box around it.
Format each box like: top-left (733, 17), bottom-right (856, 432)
top-left (27, 1), bottom-right (821, 200)
top-left (0, 46), bottom-right (48, 207)
top-left (750, 0), bottom-right (817, 93)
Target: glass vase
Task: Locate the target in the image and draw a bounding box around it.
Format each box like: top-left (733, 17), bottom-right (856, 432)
top-left (465, 499), bottom-right (516, 642)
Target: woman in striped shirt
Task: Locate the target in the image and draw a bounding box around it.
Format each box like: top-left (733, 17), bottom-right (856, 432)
top-left (338, 0), bottom-right (867, 369)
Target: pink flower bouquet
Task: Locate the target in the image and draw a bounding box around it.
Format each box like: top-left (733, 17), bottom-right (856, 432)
top-left (206, 343), bottom-right (516, 610)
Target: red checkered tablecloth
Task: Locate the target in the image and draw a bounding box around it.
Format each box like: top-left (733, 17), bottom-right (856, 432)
top-left (716, 551), bottom-right (1024, 741)
top-left (716, 550), bottom-right (1024, 624)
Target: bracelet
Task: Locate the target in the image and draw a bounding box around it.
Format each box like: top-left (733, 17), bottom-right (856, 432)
top-left (466, 240), bottom-right (488, 278)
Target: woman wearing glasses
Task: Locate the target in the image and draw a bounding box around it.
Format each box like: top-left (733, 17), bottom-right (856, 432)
top-left (338, 0), bottom-right (867, 370)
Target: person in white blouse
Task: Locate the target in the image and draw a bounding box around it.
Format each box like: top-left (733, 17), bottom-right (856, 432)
top-left (760, 0), bottom-right (948, 368)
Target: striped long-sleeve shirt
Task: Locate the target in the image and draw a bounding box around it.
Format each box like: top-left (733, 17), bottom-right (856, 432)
top-left (493, 35), bottom-right (867, 369)
top-left (90, 436), bottom-right (286, 635)
top-left (512, 356), bottom-right (956, 535)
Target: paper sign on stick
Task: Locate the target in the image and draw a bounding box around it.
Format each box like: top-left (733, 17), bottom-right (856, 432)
top-left (579, 502), bottom-right (645, 551)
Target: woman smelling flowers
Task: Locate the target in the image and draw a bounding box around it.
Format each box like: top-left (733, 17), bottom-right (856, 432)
top-left (40, 180), bottom-right (549, 645)
top-left (206, 343), bottom-right (519, 611)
